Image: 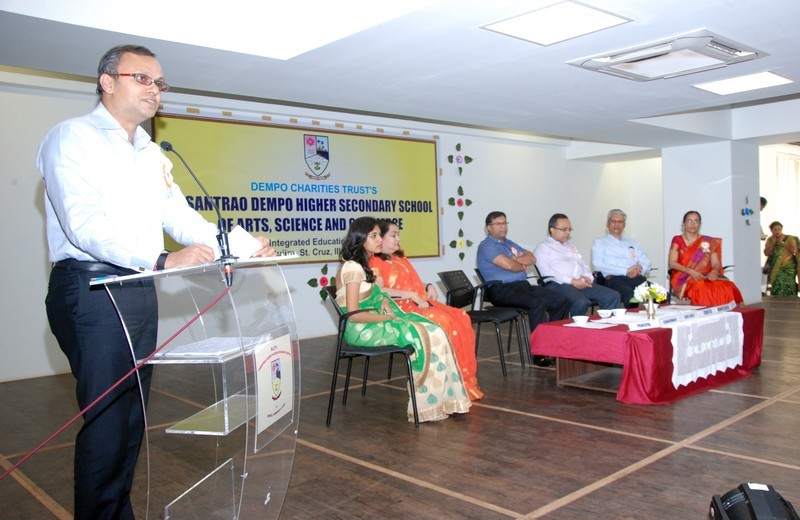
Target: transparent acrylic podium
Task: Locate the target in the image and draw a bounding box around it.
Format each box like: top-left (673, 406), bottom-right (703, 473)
top-left (91, 256), bottom-right (300, 519)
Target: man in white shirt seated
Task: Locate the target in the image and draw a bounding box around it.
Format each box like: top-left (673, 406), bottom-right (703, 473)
top-left (534, 213), bottom-right (621, 317)
top-left (591, 209), bottom-right (652, 307)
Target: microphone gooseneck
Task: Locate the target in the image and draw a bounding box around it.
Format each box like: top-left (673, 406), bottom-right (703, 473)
top-left (160, 140), bottom-right (235, 286)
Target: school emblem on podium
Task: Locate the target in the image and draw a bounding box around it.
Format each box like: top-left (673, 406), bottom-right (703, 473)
top-left (304, 134), bottom-right (330, 180)
top-left (271, 359), bottom-right (282, 400)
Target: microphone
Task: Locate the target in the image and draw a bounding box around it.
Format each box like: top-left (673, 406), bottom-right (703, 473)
top-left (159, 140), bottom-right (235, 286)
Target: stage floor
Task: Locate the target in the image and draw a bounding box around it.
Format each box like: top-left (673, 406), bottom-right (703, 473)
top-left (2, 298), bottom-right (799, 519)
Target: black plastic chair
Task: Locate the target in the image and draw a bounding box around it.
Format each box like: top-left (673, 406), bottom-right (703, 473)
top-left (474, 268), bottom-right (531, 365)
top-left (532, 264), bottom-right (555, 288)
top-left (322, 286), bottom-right (419, 427)
top-left (437, 270), bottom-right (524, 377)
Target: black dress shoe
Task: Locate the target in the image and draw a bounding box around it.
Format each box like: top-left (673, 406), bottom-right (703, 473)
top-left (532, 356), bottom-right (553, 368)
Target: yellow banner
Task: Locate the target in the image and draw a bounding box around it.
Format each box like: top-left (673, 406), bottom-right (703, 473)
top-left (154, 116), bottom-right (439, 261)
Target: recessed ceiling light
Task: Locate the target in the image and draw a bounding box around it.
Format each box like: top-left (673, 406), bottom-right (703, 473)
top-left (483, 1), bottom-right (629, 46)
top-left (693, 71), bottom-right (793, 95)
top-left (0, 1), bottom-right (433, 60)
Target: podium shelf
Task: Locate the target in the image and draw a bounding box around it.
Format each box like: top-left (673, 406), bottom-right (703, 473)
top-left (144, 336), bottom-right (252, 365)
top-left (167, 393), bottom-right (256, 436)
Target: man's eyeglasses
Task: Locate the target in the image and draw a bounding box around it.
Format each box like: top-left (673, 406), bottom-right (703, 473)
top-left (489, 221), bottom-right (509, 227)
top-left (113, 72), bottom-right (169, 92)
top-left (551, 227), bottom-right (574, 232)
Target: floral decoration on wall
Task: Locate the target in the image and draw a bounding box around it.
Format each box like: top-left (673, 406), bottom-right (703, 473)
top-left (447, 143), bottom-right (473, 176)
top-left (308, 264), bottom-right (335, 301)
top-left (446, 143), bottom-right (475, 261)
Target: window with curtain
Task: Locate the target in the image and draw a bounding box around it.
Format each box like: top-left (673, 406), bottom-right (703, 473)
top-left (774, 152), bottom-right (800, 235)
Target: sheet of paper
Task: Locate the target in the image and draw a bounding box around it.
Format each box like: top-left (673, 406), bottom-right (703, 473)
top-left (228, 225), bottom-right (262, 259)
top-left (595, 315), bottom-right (649, 324)
top-left (564, 321), bottom-right (618, 329)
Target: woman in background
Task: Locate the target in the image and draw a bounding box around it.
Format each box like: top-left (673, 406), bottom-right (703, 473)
top-left (764, 221), bottom-right (799, 296)
top-left (369, 219), bottom-right (483, 400)
top-left (668, 210), bottom-right (743, 306)
top-left (335, 216), bottom-right (471, 423)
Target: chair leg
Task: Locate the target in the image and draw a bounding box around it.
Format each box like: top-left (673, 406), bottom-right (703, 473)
top-left (361, 357), bottom-right (370, 396)
top-left (506, 319), bottom-right (527, 366)
top-left (522, 315), bottom-right (533, 365)
top-left (343, 357), bottom-right (354, 405)
top-left (493, 323), bottom-right (507, 378)
top-left (387, 352), bottom-right (394, 380)
top-left (326, 353), bottom-right (344, 427)
top-left (403, 352), bottom-right (420, 427)
top-left (514, 318), bottom-right (527, 367)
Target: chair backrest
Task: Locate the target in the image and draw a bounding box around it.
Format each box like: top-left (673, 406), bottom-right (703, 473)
top-left (322, 285), bottom-right (349, 340)
top-left (472, 268), bottom-right (502, 308)
top-left (322, 285), bottom-right (341, 315)
top-left (532, 264), bottom-right (553, 286)
top-left (437, 270), bottom-right (477, 309)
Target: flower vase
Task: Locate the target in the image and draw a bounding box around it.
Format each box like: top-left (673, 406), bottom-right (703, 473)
top-left (646, 295), bottom-right (656, 319)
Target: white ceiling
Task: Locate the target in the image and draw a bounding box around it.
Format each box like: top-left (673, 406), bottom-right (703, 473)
top-left (2, 0), bottom-right (800, 149)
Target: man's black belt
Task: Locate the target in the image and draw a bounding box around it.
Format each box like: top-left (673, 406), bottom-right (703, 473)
top-left (53, 258), bottom-right (126, 275)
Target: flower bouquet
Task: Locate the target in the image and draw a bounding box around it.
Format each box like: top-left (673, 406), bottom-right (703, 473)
top-left (633, 281), bottom-right (668, 319)
top-left (633, 281), bottom-right (668, 304)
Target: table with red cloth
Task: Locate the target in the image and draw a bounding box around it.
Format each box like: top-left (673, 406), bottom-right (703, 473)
top-left (530, 307), bottom-right (764, 404)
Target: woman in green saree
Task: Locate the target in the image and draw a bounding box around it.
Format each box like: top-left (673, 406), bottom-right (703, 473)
top-left (764, 221), bottom-right (799, 296)
top-left (334, 216), bottom-right (471, 423)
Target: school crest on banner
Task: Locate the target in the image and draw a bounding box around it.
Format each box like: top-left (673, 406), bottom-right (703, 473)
top-left (304, 134), bottom-right (330, 180)
top-left (271, 359), bottom-right (282, 400)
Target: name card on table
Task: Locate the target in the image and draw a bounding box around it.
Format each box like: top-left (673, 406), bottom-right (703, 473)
top-left (713, 301), bottom-right (737, 312)
top-left (626, 302), bottom-right (738, 330)
top-left (627, 319), bottom-right (658, 330)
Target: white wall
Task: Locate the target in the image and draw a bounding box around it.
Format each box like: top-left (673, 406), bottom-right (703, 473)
top-left (0, 74), bottom-right (98, 381)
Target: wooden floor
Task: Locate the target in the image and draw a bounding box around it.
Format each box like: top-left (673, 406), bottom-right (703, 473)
top-left (2, 298), bottom-right (799, 519)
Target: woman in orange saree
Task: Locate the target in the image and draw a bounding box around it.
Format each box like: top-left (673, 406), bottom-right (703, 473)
top-left (368, 220), bottom-right (484, 400)
top-left (668, 210), bottom-right (743, 306)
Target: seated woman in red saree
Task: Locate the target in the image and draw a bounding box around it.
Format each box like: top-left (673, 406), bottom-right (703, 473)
top-left (668, 210), bottom-right (743, 306)
top-left (368, 219), bottom-right (483, 400)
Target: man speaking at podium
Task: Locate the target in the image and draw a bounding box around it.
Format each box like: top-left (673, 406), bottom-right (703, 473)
top-left (36, 45), bottom-right (275, 519)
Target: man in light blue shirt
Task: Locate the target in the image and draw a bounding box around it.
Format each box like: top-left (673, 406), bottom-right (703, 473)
top-left (591, 209), bottom-right (652, 306)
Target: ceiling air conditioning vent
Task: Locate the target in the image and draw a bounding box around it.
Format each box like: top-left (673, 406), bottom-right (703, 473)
top-left (568, 29), bottom-right (766, 81)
